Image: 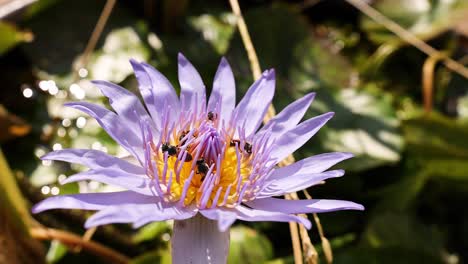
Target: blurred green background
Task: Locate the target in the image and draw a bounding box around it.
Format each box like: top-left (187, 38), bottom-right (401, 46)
top-left (1, 0), bottom-right (467, 263)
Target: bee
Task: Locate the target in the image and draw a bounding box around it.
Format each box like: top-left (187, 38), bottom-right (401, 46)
top-left (229, 139), bottom-right (252, 154)
top-left (244, 142), bottom-right (252, 154)
top-left (196, 158), bottom-right (209, 175)
top-left (162, 142), bottom-right (193, 162)
top-left (230, 139), bottom-right (240, 147)
top-left (178, 130), bottom-right (190, 146)
top-left (207, 111), bottom-right (217, 121)
top-left (161, 143), bottom-right (177, 156)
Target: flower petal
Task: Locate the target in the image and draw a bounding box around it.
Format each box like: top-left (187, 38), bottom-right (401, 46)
top-left (133, 204), bottom-right (197, 228)
top-left (267, 152), bottom-right (353, 182)
top-left (234, 69), bottom-right (275, 137)
top-left (178, 53), bottom-right (206, 113)
top-left (257, 93), bottom-right (315, 141)
top-left (269, 112), bottom-right (334, 163)
top-left (41, 149), bottom-right (145, 174)
top-left (131, 60), bottom-right (181, 128)
top-left (65, 102), bottom-right (143, 160)
top-left (84, 203), bottom-right (196, 228)
top-left (92, 80), bottom-right (156, 134)
top-left (233, 205), bottom-right (311, 229)
top-left (245, 198), bottom-right (364, 214)
top-left (61, 168), bottom-right (154, 196)
top-left (200, 208), bottom-right (237, 232)
top-left (32, 191), bottom-right (156, 213)
top-left (207, 57), bottom-right (236, 124)
top-left (257, 170), bottom-right (345, 198)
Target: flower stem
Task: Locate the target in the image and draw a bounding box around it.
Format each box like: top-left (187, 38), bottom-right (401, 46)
top-left (171, 214), bottom-right (230, 264)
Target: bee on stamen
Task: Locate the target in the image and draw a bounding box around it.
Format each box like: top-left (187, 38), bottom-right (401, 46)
top-left (178, 130), bottom-right (190, 146)
top-left (230, 139), bottom-right (240, 147)
top-left (184, 152), bottom-right (193, 162)
top-left (196, 158), bottom-right (209, 178)
top-left (207, 111), bottom-right (217, 121)
top-left (244, 142), bottom-right (252, 154)
top-left (230, 139), bottom-right (252, 154)
top-left (161, 143), bottom-right (177, 156)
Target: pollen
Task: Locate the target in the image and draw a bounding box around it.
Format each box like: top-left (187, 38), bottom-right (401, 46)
top-left (146, 112), bottom-right (255, 209)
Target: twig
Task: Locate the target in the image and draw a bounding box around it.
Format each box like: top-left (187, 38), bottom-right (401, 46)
top-left (76, 0), bottom-right (116, 72)
top-left (30, 227), bottom-right (130, 264)
top-left (304, 190), bottom-right (332, 263)
top-left (422, 54), bottom-right (444, 113)
top-left (285, 194), bottom-right (305, 264)
top-left (73, 226), bottom-right (97, 252)
top-left (345, 0), bottom-right (468, 79)
top-left (228, 0), bottom-right (262, 80)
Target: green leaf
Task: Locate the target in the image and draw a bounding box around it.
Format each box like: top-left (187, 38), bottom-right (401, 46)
top-left (131, 250), bottom-right (171, 264)
top-left (189, 13), bottom-right (237, 54)
top-left (361, 0), bottom-right (468, 45)
top-left (362, 212), bottom-right (445, 260)
top-left (228, 226), bottom-right (273, 264)
top-left (46, 240), bottom-right (68, 263)
top-left (87, 27), bottom-right (150, 83)
top-left (0, 22), bottom-right (32, 55)
top-left (133, 221), bottom-right (171, 244)
top-left (311, 85), bottom-right (404, 171)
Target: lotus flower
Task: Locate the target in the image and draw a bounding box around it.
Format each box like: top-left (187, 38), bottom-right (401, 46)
top-left (33, 54), bottom-right (363, 263)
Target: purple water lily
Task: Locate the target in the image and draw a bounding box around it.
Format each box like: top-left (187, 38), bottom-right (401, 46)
top-left (32, 54), bottom-right (363, 263)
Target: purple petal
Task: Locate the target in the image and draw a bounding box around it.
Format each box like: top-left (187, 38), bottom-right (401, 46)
top-left (91, 80), bottom-right (157, 134)
top-left (269, 112), bottom-right (334, 163)
top-left (207, 57), bottom-right (236, 125)
top-left (200, 208), bottom-right (237, 232)
top-left (64, 102), bottom-right (143, 160)
top-left (234, 69), bottom-right (275, 137)
top-left (32, 191), bottom-right (156, 213)
top-left (257, 93), bottom-right (315, 141)
top-left (41, 149), bottom-right (145, 174)
top-left (233, 205), bottom-right (311, 229)
top-left (246, 198), bottom-right (364, 214)
top-left (133, 205), bottom-right (197, 228)
top-left (61, 168), bottom-right (154, 196)
top-left (178, 53), bottom-right (206, 113)
top-left (84, 203), bottom-right (196, 228)
top-left (267, 152), bottom-right (353, 182)
top-left (131, 60), bottom-right (180, 128)
top-left (257, 170), bottom-right (344, 198)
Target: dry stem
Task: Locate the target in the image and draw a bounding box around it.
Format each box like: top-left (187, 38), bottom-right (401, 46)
top-left (346, 0), bottom-right (468, 79)
top-left (30, 227), bottom-right (130, 264)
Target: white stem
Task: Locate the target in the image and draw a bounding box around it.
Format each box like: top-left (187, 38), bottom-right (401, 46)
top-left (171, 214), bottom-right (230, 264)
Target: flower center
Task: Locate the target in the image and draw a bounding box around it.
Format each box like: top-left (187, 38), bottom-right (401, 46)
top-left (146, 112), bottom-right (256, 209)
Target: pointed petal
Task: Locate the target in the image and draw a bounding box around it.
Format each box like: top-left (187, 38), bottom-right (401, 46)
top-left (134, 60), bottom-right (181, 127)
top-left (178, 53), bottom-right (206, 113)
top-left (269, 112), bottom-right (334, 163)
top-left (246, 198), bottom-right (364, 214)
top-left (64, 102), bottom-right (143, 160)
top-left (234, 69), bottom-right (275, 137)
top-left (233, 205), bottom-right (311, 229)
top-left (32, 191), bottom-right (156, 213)
top-left (84, 203), bottom-right (195, 228)
top-left (200, 208), bottom-right (237, 232)
top-left (61, 169), bottom-right (154, 196)
top-left (92, 80), bottom-right (156, 133)
top-left (207, 57), bottom-right (236, 124)
top-left (41, 149), bottom-right (145, 174)
top-left (129, 59), bottom-right (161, 130)
top-left (267, 152), bottom-right (353, 182)
top-left (257, 170), bottom-right (344, 198)
top-left (258, 93), bottom-right (315, 141)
